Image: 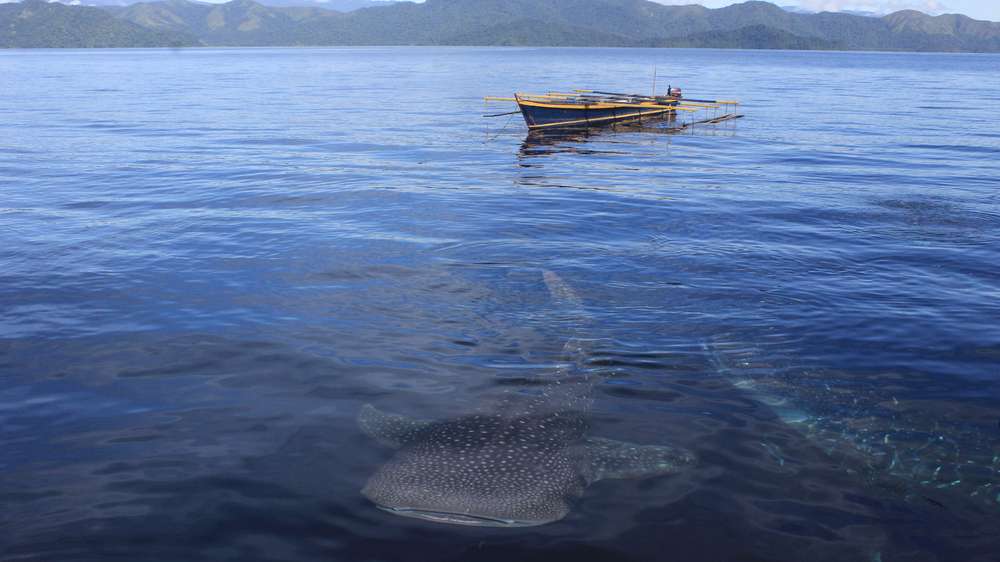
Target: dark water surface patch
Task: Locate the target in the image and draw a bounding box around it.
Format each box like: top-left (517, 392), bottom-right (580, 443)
top-left (1, 47), bottom-right (999, 562)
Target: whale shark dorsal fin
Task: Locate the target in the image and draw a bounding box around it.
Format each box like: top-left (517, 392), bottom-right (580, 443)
top-left (358, 403), bottom-right (431, 449)
top-left (581, 437), bottom-right (696, 483)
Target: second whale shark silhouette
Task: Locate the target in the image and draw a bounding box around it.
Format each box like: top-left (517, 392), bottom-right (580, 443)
top-left (704, 336), bottom-right (1000, 513)
top-left (358, 271), bottom-right (695, 527)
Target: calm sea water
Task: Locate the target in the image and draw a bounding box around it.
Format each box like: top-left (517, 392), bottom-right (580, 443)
top-left (1, 47), bottom-right (999, 562)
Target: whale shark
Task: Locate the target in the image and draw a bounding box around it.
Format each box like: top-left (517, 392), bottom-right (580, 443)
top-left (358, 271), bottom-right (695, 527)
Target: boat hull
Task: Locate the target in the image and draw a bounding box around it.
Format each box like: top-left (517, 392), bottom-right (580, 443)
top-left (517, 99), bottom-right (676, 130)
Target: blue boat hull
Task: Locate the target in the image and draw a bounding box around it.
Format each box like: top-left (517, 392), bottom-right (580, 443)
top-left (517, 102), bottom-right (675, 130)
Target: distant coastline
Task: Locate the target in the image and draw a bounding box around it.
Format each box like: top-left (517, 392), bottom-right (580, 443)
top-left (2, 0), bottom-right (999, 52)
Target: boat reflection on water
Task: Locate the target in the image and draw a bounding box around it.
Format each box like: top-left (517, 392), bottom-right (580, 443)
top-left (517, 112), bottom-right (740, 160)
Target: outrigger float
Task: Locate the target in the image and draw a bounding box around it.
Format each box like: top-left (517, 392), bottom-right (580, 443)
top-left (485, 88), bottom-right (740, 130)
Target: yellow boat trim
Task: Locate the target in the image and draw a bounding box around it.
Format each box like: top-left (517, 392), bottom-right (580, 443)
top-left (526, 108), bottom-right (675, 130)
top-left (548, 91), bottom-right (671, 101)
top-left (544, 92), bottom-right (716, 107)
top-left (517, 99), bottom-right (697, 111)
top-left (543, 92), bottom-right (592, 97)
top-left (541, 92), bottom-right (647, 99)
top-left (573, 90), bottom-right (740, 105)
top-left (490, 93), bottom-right (737, 107)
top-left (524, 94), bottom-right (592, 101)
top-left (517, 99), bottom-right (618, 109)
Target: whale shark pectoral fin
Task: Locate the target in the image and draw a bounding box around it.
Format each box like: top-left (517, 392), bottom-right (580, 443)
top-left (358, 403), bottom-right (431, 449)
top-left (580, 437), bottom-right (696, 483)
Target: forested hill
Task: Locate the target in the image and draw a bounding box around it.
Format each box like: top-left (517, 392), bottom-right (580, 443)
top-left (0, 0), bottom-right (196, 47)
top-left (3, 0), bottom-right (999, 51)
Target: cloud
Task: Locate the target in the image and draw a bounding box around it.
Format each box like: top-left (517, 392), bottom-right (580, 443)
top-left (795, 0), bottom-right (948, 15)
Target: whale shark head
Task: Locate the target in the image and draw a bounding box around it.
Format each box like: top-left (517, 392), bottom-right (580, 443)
top-left (361, 409), bottom-right (588, 527)
top-left (362, 449), bottom-right (581, 527)
top-left (358, 404), bottom-right (694, 527)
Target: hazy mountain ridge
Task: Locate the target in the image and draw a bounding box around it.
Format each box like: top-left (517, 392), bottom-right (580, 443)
top-left (54, 0), bottom-right (399, 12)
top-left (108, 0), bottom-right (342, 45)
top-left (4, 0), bottom-right (999, 51)
top-left (649, 23), bottom-right (844, 50)
top-left (439, 19), bottom-right (635, 46)
top-left (0, 0), bottom-right (196, 47)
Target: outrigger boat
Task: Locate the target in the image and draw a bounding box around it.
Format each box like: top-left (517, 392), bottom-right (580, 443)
top-left (485, 87), bottom-right (740, 130)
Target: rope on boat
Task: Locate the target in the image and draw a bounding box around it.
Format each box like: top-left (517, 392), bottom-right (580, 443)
top-left (483, 110), bottom-right (517, 143)
top-left (483, 110), bottom-right (521, 118)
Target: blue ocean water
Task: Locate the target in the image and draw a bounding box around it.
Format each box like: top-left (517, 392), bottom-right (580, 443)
top-left (1, 47), bottom-right (999, 561)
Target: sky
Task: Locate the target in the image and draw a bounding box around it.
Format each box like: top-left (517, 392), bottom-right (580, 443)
top-left (652, 0), bottom-right (1000, 20)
